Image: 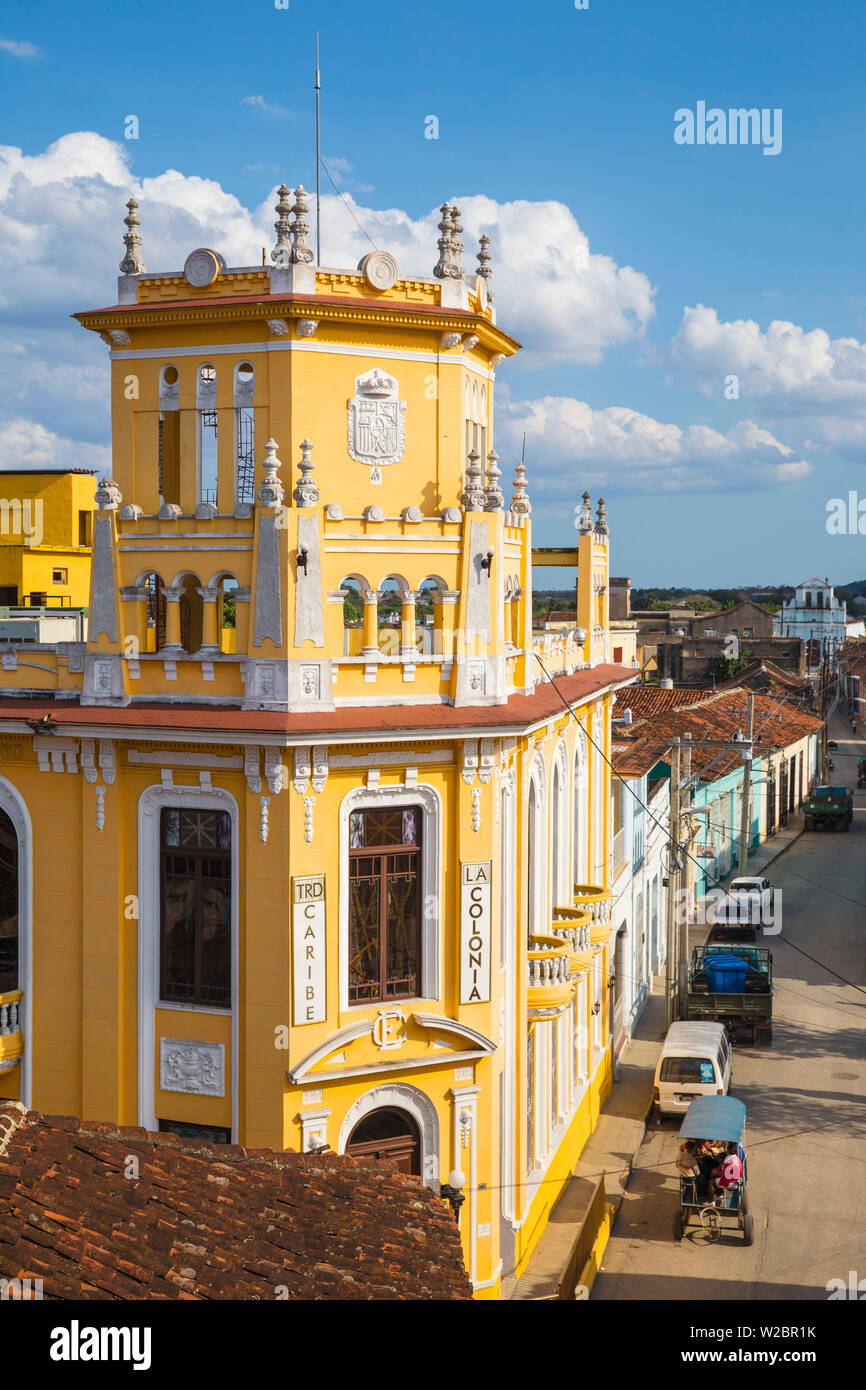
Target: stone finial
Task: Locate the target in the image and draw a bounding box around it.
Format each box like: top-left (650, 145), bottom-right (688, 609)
top-left (484, 449), bottom-right (504, 512)
top-left (449, 204), bottom-right (465, 274)
top-left (95, 476), bottom-right (123, 511)
top-left (258, 439), bottom-right (286, 508)
top-left (460, 449), bottom-right (487, 512)
top-left (576, 490), bottom-right (593, 534)
top-left (293, 438), bottom-right (320, 507)
top-left (510, 460), bottom-right (531, 517)
top-left (272, 184), bottom-right (293, 265)
top-left (477, 234), bottom-right (494, 303)
top-left (433, 201), bottom-right (464, 280)
top-left (119, 198), bottom-right (145, 275)
top-left (595, 496), bottom-right (609, 536)
top-left (290, 186), bottom-right (315, 264)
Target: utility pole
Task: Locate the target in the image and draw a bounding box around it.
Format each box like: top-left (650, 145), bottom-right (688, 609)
top-left (664, 743), bottom-right (681, 1032)
top-left (820, 657), bottom-right (829, 783)
top-left (737, 692), bottom-right (755, 876)
top-left (677, 733), bottom-right (692, 1018)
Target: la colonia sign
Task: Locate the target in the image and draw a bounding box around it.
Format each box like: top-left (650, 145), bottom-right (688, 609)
top-left (460, 861), bottom-right (491, 1004)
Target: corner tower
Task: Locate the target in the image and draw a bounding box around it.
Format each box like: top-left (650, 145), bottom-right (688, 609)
top-left (75, 193), bottom-right (524, 711)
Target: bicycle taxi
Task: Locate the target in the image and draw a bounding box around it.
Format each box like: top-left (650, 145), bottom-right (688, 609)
top-left (673, 1095), bottom-right (753, 1245)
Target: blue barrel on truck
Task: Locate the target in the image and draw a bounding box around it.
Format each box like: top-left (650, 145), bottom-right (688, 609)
top-left (705, 956), bottom-right (747, 994)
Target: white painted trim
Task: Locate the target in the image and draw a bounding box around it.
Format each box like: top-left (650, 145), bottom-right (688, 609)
top-left (0, 775), bottom-right (33, 1108)
top-left (111, 340), bottom-right (494, 380)
top-left (338, 783), bottom-right (442, 1011)
top-left (500, 770), bottom-right (517, 1229)
top-left (137, 784), bottom-right (240, 1140)
top-left (337, 1081), bottom-right (441, 1189)
top-left (473, 1260), bottom-right (503, 1292)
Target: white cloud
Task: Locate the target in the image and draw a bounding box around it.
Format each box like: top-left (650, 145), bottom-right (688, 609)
top-left (0, 418), bottom-right (110, 473)
top-left (241, 95), bottom-right (293, 118)
top-left (498, 394), bottom-right (811, 504)
top-left (0, 38), bottom-right (40, 59)
top-left (668, 303), bottom-right (866, 412)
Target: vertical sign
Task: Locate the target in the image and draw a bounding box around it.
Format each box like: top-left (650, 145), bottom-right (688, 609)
top-left (460, 861), bottom-right (492, 1003)
top-left (292, 875), bottom-right (326, 1024)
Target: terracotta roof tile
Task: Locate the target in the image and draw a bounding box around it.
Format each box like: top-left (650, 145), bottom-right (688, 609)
top-left (0, 1104), bottom-right (471, 1301)
top-left (0, 665), bottom-right (636, 739)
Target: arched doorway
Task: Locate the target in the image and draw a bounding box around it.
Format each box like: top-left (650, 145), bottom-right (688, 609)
top-left (345, 1107), bottom-right (421, 1175)
top-left (0, 808), bottom-right (18, 994)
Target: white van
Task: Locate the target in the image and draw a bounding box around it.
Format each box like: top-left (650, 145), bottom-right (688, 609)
top-left (653, 1021), bottom-right (732, 1118)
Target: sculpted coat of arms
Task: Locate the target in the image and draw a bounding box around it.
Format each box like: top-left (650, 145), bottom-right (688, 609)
top-left (347, 368), bottom-right (406, 483)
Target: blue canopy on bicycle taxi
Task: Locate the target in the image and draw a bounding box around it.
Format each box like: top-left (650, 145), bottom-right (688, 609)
top-left (678, 1095), bottom-right (746, 1145)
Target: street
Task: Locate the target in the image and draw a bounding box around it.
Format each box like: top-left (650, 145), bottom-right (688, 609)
top-left (594, 722), bottom-right (866, 1301)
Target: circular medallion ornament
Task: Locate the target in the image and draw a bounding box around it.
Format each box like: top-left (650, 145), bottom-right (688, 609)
top-left (184, 249), bottom-right (221, 288)
top-left (360, 251), bottom-right (399, 291)
top-left (475, 274), bottom-right (487, 311)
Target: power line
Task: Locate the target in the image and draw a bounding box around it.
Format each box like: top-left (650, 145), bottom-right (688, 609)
top-left (318, 154), bottom-right (378, 252)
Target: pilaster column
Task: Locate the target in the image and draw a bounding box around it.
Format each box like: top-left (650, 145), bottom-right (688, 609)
top-left (362, 589), bottom-right (380, 657)
top-left (510, 587), bottom-right (523, 648)
top-left (434, 590), bottom-right (460, 658)
top-left (119, 585), bottom-right (148, 660)
top-left (450, 1084), bottom-right (481, 1287)
top-left (197, 586), bottom-right (220, 654)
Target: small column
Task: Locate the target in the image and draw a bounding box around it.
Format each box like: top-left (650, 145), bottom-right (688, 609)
top-left (510, 586), bottom-right (523, 648)
top-left (401, 590), bottom-right (417, 659)
top-left (362, 589), bottom-right (380, 657)
top-left (162, 585), bottom-right (183, 655)
top-left (197, 586), bottom-right (220, 654)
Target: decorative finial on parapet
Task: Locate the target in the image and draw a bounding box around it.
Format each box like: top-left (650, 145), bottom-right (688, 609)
top-left (510, 459), bottom-right (531, 516)
top-left (433, 203), bottom-right (453, 278)
top-left (484, 449), bottom-right (504, 511)
top-left (291, 186), bottom-right (315, 264)
top-left (119, 198), bottom-right (145, 275)
top-left (477, 234), bottom-right (494, 303)
top-left (460, 449), bottom-right (486, 511)
top-left (577, 490), bottom-right (593, 534)
top-left (258, 439), bottom-right (286, 507)
top-left (272, 185), bottom-right (293, 265)
top-left (293, 438), bottom-right (320, 507)
top-left (433, 202), bottom-right (464, 280)
top-left (595, 496), bottom-right (609, 536)
top-left (449, 204), bottom-right (465, 274)
top-left (95, 477), bottom-right (123, 511)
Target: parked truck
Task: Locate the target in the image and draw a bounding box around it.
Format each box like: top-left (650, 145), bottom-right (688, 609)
top-left (685, 945), bottom-right (773, 1046)
top-left (710, 876), bottom-right (775, 940)
top-left (803, 784), bottom-right (853, 832)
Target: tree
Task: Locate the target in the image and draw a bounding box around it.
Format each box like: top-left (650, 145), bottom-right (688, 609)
top-left (712, 647), bottom-right (752, 680)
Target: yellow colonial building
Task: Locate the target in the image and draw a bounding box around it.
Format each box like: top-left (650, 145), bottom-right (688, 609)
top-left (0, 469), bottom-right (95, 610)
top-left (0, 191), bottom-right (634, 1296)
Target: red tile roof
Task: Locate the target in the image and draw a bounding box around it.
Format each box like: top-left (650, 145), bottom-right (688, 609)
top-left (0, 1104), bottom-right (471, 1301)
top-left (617, 687), bottom-right (822, 780)
top-left (614, 686), bottom-right (714, 716)
top-left (0, 665), bottom-right (637, 740)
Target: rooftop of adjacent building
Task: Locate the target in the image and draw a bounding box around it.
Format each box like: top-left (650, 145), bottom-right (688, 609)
top-left (0, 1101), bottom-right (471, 1301)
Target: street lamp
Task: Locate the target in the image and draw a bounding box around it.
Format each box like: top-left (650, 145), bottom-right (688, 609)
top-left (440, 1168), bottom-right (466, 1223)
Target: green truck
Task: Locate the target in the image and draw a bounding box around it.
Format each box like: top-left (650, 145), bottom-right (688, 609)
top-left (803, 784), bottom-right (853, 832)
top-left (685, 945), bottom-right (773, 1046)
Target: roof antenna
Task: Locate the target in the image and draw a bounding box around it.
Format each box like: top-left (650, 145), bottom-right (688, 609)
top-left (315, 33), bottom-right (321, 265)
top-left (521, 431), bottom-right (526, 464)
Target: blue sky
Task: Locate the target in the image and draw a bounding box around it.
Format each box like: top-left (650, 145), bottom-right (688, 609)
top-left (2, 0), bottom-right (866, 589)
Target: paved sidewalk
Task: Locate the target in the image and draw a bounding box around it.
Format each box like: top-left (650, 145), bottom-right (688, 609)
top-left (508, 984), bottom-right (665, 1299)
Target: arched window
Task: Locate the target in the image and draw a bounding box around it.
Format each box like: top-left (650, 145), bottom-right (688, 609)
top-left (177, 573), bottom-right (204, 654)
top-left (234, 363), bottom-right (255, 507)
top-left (197, 364), bottom-right (218, 507)
top-left (377, 577), bottom-right (404, 656)
top-left (143, 572), bottom-right (166, 653)
top-left (0, 808), bottom-right (18, 994)
top-left (348, 805), bottom-right (422, 1003)
top-left (160, 807), bottom-right (231, 1006)
top-left (527, 763), bottom-right (546, 940)
top-left (158, 366), bottom-right (180, 506)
